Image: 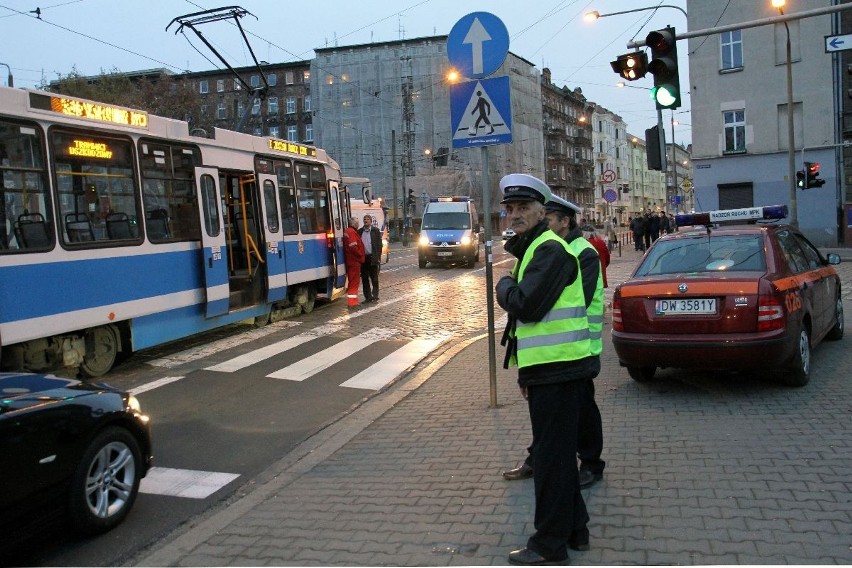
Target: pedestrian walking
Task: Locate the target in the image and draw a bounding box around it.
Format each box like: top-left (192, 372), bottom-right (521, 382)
top-left (630, 214), bottom-right (645, 251)
top-left (649, 211), bottom-right (661, 243)
top-left (496, 174), bottom-right (599, 565)
top-left (343, 217), bottom-right (365, 308)
top-left (502, 195), bottom-right (607, 496)
top-left (643, 212), bottom-right (652, 250)
top-left (358, 214), bottom-right (382, 303)
top-left (584, 224), bottom-right (610, 289)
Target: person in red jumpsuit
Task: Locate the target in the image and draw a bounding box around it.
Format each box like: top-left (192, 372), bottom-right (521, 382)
top-left (583, 225), bottom-right (610, 288)
top-left (343, 216), bottom-right (365, 307)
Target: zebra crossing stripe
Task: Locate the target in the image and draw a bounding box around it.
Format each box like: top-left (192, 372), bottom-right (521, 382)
top-left (139, 466), bottom-right (239, 499)
top-left (267, 327), bottom-right (398, 381)
top-left (129, 376), bottom-right (185, 395)
top-left (340, 332), bottom-right (453, 390)
top-left (206, 324), bottom-right (343, 373)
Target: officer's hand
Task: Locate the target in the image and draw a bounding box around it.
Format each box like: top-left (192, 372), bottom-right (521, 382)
top-left (520, 386), bottom-right (528, 400)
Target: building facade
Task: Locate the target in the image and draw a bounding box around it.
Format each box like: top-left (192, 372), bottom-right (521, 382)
top-left (311, 36), bottom-right (545, 225)
top-left (591, 104), bottom-right (631, 223)
top-left (540, 68), bottom-right (595, 211)
top-left (687, 0), bottom-right (838, 246)
top-left (626, 133), bottom-right (667, 221)
top-left (186, 62), bottom-right (313, 142)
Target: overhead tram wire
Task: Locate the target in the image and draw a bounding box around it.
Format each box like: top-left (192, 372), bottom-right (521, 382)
top-left (0, 0), bottom-right (83, 19)
top-left (0, 3), bottom-right (184, 73)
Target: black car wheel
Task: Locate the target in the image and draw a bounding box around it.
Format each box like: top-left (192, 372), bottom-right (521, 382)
top-left (69, 426), bottom-right (142, 535)
top-left (783, 325), bottom-right (811, 387)
top-left (627, 366), bottom-right (656, 382)
top-left (418, 256), bottom-right (427, 268)
top-left (826, 297), bottom-right (844, 341)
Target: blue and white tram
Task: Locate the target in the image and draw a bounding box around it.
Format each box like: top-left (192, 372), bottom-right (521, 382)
top-left (0, 86), bottom-right (350, 376)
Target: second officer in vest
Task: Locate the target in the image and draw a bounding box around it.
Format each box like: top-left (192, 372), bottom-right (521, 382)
top-left (496, 174), bottom-right (599, 565)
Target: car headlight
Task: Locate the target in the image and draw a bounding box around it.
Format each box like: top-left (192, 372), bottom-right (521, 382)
top-left (461, 235), bottom-right (472, 245)
top-left (419, 235), bottom-right (430, 246)
top-left (127, 395), bottom-right (142, 413)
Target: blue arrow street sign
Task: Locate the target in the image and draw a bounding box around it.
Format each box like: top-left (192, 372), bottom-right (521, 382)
top-left (447, 12), bottom-right (509, 79)
top-left (450, 76), bottom-right (512, 149)
top-left (825, 33), bottom-right (852, 53)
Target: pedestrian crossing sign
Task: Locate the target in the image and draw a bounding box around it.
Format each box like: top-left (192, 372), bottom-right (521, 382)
top-left (450, 76), bottom-right (512, 149)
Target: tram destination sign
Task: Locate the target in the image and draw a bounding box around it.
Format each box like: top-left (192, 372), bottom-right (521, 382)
top-left (267, 138), bottom-right (317, 157)
top-left (28, 92), bottom-right (148, 128)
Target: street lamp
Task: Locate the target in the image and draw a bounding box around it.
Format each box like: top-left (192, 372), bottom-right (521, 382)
top-left (773, 0), bottom-right (797, 227)
top-left (584, 5), bottom-right (688, 22)
top-left (0, 62), bottom-right (13, 87)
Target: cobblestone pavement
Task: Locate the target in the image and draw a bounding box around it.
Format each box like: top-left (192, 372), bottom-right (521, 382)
top-left (134, 246), bottom-right (852, 566)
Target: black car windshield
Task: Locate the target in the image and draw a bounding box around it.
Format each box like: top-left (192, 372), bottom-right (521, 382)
top-left (636, 235), bottom-right (766, 275)
top-left (421, 212), bottom-right (470, 230)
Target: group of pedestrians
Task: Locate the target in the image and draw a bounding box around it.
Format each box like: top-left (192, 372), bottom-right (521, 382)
top-left (629, 210), bottom-right (675, 252)
top-left (342, 214), bottom-right (382, 307)
top-left (496, 173), bottom-right (607, 565)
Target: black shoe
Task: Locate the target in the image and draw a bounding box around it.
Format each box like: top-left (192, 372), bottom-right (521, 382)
top-left (579, 469), bottom-right (602, 489)
top-left (508, 547), bottom-right (567, 565)
top-left (568, 527), bottom-right (590, 551)
top-left (372, 296), bottom-right (379, 303)
top-left (502, 463), bottom-right (534, 481)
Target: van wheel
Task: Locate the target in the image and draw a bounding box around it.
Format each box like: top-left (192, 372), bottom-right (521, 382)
top-left (418, 256), bottom-right (427, 269)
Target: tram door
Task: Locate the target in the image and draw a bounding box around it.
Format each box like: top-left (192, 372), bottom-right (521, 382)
top-left (257, 173), bottom-right (287, 302)
top-left (194, 166), bottom-right (229, 317)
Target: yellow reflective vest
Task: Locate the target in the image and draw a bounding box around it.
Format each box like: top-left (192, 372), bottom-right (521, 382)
top-left (567, 237), bottom-right (605, 356)
top-left (510, 230), bottom-right (592, 368)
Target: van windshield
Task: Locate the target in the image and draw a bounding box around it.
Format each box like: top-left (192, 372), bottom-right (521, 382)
top-left (422, 212), bottom-right (470, 230)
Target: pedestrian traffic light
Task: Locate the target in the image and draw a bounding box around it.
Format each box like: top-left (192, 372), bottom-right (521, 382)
top-left (646, 27), bottom-right (681, 110)
top-left (804, 162), bottom-right (826, 189)
top-left (796, 169), bottom-right (806, 189)
top-left (610, 52), bottom-right (648, 81)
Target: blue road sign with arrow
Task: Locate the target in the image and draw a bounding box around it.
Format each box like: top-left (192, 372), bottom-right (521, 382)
top-left (450, 76), bottom-right (512, 149)
top-left (447, 12), bottom-right (509, 79)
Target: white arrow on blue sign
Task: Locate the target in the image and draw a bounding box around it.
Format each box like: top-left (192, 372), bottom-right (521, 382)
top-left (447, 12), bottom-right (509, 79)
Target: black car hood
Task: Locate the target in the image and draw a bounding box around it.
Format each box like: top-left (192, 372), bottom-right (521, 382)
top-left (0, 373), bottom-right (106, 414)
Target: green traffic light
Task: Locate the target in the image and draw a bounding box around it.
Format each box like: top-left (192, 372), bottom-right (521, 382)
top-left (655, 85), bottom-right (678, 108)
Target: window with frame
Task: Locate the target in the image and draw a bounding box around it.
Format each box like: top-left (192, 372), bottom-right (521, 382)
top-left (305, 123), bottom-right (313, 142)
top-left (285, 71), bottom-right (294, 85)
top-left (294, 162), bottom-right (329, 234)
top-left (269, 159), bottom-right (298, 234)
top-left (237, 101), bottom-right (245, 118)
top-left (199, 80), bottom-right (209, 94)
top-left (721, 30), bottom-right (743, 70)
top-left (217, 102), bottom-right (226, 119)
top-left (776, 230), bottom-right (809, 273)
top-left (251, 99), bottom-right (261, 116)
top-left (0, 119), bottom-right (53, 252)
top-left (216, 79), bottom-right (224, 92)
top-left (724, 110), bottom-right (746, 153)
top-left (267, 73), bottom-right (277, 87)
top-left (138, 139), bottom-right (202, 242)
top-left (286, 96), bottom-right (296, 114)
top-left (303, 70), bottom-right (310, 82)
top-left (233, 78), bottom-right (241, 91)
top-left (51, 129), bottom-right (142, 246)
top-left (268, 97), bottom-right (278, 114)
top-left (253, 126), bottom-right (263, 136)
top-left (303, 95), bottom-right (311, 112)
top-left (287, 125), bottom-right (298, 141)
top-left (250, 75), bottom-right (260, 88)
top-left (269, 126), bottom-right (280, 138)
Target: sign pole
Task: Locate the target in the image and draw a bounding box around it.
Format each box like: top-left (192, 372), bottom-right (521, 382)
top-left (482, 146), bottom-right (498, 408)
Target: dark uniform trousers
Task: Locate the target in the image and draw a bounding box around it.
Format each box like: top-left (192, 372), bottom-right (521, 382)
top-left (526, 381), bottom-right (589, 558)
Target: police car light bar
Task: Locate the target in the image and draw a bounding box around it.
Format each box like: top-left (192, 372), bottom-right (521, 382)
top-left (431, 196), bottom-right (472, 202)
top-left (676, 205), bottom-right (788, 227)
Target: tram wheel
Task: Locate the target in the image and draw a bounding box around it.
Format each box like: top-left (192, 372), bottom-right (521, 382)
top-left (301, 286), bottom-right (317, 314)
top-left (80, 325), bottom-right (120, 378)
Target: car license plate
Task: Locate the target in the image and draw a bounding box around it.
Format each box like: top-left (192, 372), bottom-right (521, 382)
top-left (655, 298), bottom-right (717, 315)
top-left (437, 251), bottom-right (452, 257)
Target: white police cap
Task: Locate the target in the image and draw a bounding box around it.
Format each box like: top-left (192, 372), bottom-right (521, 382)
top-left (499, 173), bottom-right (552, 204)
top-left (545, 194), bottom-right (582, 216)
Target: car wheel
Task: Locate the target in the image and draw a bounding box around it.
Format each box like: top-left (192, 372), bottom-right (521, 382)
top-left (826, 297), bottom-right (844, 341)
top-left (418, 256), bottom-right (427, 268)
top-left (627, 366), bottom-right (656, 382)
top-left (80, 324), bottom-right (120, 378)
top-left (784, 326), bottom-right (811, 387)
top-left (68, 427), bottom-right (142, 536)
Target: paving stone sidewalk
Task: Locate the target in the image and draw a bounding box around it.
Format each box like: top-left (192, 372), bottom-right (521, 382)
top-left (134, 249), bottom-right (852, 566)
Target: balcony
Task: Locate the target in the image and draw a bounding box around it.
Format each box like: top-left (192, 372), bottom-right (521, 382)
top-left (595, 152), bottom-right (609, 161)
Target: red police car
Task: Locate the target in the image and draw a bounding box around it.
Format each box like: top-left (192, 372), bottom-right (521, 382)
top-left (612, 205), bottom-right (843, 387)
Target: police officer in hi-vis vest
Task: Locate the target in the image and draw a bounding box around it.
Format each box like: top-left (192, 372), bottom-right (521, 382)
top-left (502, 194), bottom-right (606, 492)
top-left (496, 174), bottom-right (599, 565)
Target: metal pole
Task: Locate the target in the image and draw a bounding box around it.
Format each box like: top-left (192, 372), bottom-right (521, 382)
top-left (391, 130), bottom-right (399, 240)
top-left (0, 63), bottom-right (13, 87)
top-left (783, 16), bottom-right (798, 227)
top-left (671, 110), bottom-right (677, 213)
top-left (482, 145), bottom-right (497, 408)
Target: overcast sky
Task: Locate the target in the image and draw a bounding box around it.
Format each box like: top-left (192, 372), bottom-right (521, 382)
top-left (0, 0), bottom-right (691, 144)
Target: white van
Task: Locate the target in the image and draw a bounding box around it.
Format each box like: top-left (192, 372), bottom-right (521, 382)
top-left (344, 177), bottom-right (390, 264)
top-left (418, 197), bottom-right (480, 268)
